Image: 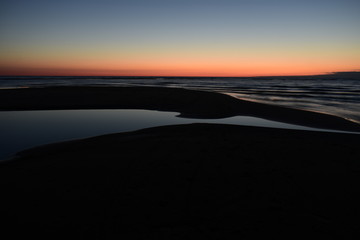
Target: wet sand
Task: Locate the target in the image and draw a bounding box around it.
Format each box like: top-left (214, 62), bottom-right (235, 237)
top-left (0, 86), bottom-right (360, 132)
top-left (1, 123), bottom-right (360, 239)
top-left (1, 86), bottom-right (360, 239)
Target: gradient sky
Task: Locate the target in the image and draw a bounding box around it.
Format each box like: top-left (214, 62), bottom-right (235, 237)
top-left (0, 0), bottom-right (359, 76)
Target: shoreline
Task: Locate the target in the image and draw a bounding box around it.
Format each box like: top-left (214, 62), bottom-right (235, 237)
top-left (1, 123), bottom-right (360, 238)
top-left (1, 86), bottom-right (360, 238)
top-left (1, 86), bottom-right (360, 132)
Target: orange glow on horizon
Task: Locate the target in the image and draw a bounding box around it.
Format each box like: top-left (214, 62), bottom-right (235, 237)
top-left (1, 39), bottom-right (359, 77)
top-left (1, 64), bottom-right (358, 77)
top-left (0, 68), bottom-right (357, 77)
top-left (1, 48), bottom-right (359, 77)
top-left (1, 0), bottom-right (359, 78)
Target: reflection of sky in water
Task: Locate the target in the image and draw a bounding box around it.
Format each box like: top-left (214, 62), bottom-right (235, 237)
top-left (0, 110), bottom-right (356, 160)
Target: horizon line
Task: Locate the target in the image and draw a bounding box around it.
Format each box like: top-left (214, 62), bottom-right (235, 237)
top-left (1, 71), bottom-right (359, 78)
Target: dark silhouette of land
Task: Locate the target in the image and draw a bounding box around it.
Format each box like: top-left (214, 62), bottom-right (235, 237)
top-left (1, 123), bottom-right (360, 239)
top-left (316, 71), bottom-right (360, 79)
top-left (1, 86), bottom-right (359, 132)
top-left (1, 86), bottom-right (360, 239)
top-left (245, 71), bottom-right (360, 80)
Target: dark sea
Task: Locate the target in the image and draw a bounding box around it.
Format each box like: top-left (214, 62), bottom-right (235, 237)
top-left (1, 76), bottom-right (359, 124)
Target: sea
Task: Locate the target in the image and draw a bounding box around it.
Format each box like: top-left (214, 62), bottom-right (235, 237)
top-left (0, 75), bottom-right (359, 124)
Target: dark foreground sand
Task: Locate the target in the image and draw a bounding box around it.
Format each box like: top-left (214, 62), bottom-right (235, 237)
top-left (1, 123), bottom-right (360, 239)
top-left (1, 86), bottom-right (360, 132)
top-left (1, 87), bottom-right (360, 239)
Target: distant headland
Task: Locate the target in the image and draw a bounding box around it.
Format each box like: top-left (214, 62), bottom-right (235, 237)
top-left (250, 71), bottom-right (360, 80)
top-left (320, 71), bottom-right (360, 79)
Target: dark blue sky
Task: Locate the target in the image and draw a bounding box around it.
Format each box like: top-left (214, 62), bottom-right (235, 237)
top-left (1, 0), bottom-right (359, 76)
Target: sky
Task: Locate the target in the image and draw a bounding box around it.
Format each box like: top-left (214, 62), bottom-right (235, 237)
top-left (0, 0), bottom-right (359, 76)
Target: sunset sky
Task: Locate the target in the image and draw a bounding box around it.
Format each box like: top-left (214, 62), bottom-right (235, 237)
top-left (0, 0), bottom-right (359, 76)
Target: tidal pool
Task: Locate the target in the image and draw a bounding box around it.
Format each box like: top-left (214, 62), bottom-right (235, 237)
top-left (0, 109), bottom-right (349, 160)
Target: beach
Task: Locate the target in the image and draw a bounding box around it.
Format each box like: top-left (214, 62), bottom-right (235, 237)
top-left (1, 86), bottom-right (360, 132)
top-left (1, 86), bottom-right (360, 239)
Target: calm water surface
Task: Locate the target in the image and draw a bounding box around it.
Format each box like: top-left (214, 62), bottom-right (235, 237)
top-left (1, 76), bottom-right (359, 123)
top-left (0, 109), bottom-right (338, 160)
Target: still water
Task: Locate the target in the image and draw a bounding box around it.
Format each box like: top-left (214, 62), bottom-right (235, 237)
top-left (1, 76), bottom-right (359, 123)
top-left (0, 109), bottom-right (352, 160)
